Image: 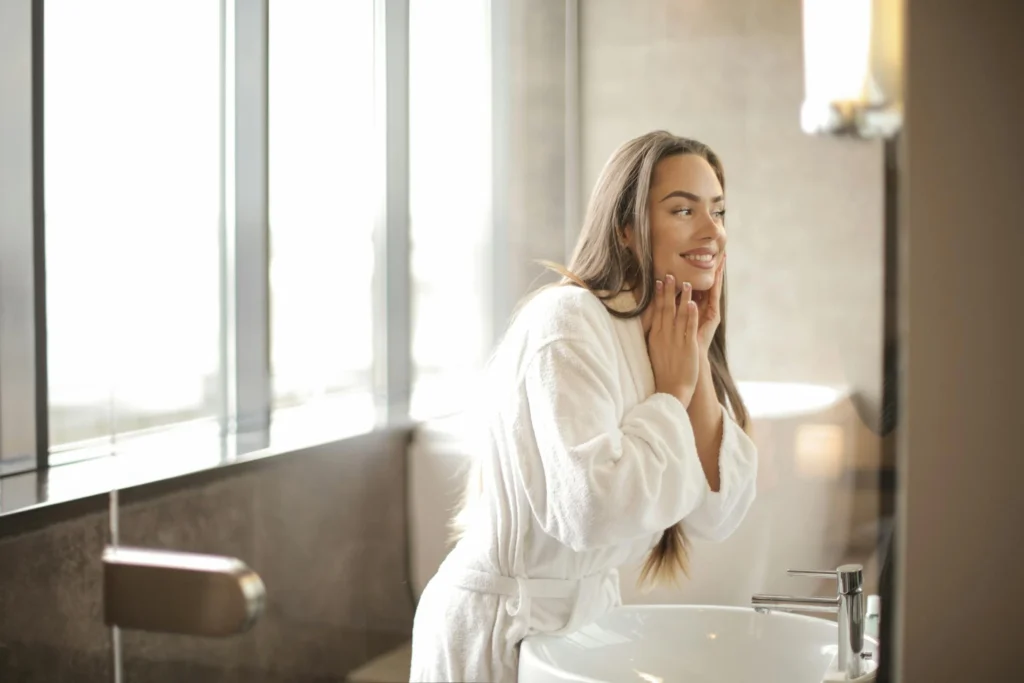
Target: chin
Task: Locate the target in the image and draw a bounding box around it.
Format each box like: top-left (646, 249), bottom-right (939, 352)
top-left (682, 271), bottom-right (716, 291)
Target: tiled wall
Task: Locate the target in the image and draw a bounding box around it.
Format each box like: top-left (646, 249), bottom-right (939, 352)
top-left (0, 430), bottom-right (414, 683)
top-left (580, 0), bottom-right (885, 392)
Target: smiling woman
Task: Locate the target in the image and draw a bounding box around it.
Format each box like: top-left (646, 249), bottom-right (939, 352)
top-left (626, 154), bottom-right (726, 296)
top-left (628, 154), bottom-right (727, 314)
top-left (409, 131), bottom-right (758, 683)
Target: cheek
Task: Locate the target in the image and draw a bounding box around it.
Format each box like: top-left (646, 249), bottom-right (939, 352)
top-left (647, 241), bottom-right (669, 274)
top-left (651, 253), bottom-right (671, 278)
top-left (649, 217), bottom-right (683, 269)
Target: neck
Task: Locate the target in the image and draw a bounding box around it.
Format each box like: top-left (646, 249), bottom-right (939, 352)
top-left (632, 288), bottom-right (655, 335)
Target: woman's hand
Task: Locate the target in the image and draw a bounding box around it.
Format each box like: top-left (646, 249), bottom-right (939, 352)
top-left (648, 274), bottom-right (701, 407)
top-left (694, 255), bottom-right (726, 358)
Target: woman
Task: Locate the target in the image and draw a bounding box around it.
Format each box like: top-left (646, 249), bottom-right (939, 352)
top-left (409, 131), bottom-right (758, 683)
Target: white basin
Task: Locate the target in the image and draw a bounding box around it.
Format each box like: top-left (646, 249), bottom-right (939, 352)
top-left (518, 605), bottom-right (878, 683)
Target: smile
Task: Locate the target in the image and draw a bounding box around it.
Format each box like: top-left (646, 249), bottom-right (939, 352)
top-left (681, 252), bottom-right (716, 270)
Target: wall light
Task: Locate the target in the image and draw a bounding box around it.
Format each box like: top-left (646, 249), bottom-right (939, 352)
top-left (794, 423), bottom-right (846, 480)
top-left (801, 0), bottom-right (904, 139)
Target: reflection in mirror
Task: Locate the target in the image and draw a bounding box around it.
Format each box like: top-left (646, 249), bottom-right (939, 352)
top-left (406, 2), bottom-right (902, 683)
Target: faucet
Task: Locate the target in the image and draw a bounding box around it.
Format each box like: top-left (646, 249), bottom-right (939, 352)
top-left (752, 563), bottom-right (870, 680)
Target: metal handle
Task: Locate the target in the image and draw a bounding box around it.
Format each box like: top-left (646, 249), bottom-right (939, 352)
top-left (751, 594), bottom-right (839, 613)
top-left (787, 569), bottom-right (838, 579)
top-left (103, 546), bottom-right (266, 637)
top-left (787, 564), bottom-right (864, 595)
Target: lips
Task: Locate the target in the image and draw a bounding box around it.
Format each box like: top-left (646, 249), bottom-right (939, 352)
top-left (681, 249), bottom-right (717, 270)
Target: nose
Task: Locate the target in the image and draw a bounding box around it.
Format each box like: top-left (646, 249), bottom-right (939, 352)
top-left (696, 209), bottom-right (724, 241)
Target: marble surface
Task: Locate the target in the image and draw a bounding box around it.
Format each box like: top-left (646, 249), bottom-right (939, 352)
top-left (0, 431), bottom-right (414, 682)
top-left (0, 394), bottom-right (384, 520)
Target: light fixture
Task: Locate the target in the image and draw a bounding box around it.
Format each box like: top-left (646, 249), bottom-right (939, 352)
top-left (800, 0), bottom-right (904, 139)
top-left (794, 423), bottom-right (846, 480)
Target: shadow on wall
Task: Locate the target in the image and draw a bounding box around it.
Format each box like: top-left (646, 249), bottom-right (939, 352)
top-left (408, 381), bottom-right (886, 606)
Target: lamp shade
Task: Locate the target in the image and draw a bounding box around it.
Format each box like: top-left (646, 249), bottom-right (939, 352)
top-left (800, 0), bottom-right (904, 138)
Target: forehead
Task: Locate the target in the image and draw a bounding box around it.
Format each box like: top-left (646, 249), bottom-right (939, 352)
top-left (650, 153), bottom-right (723, 198)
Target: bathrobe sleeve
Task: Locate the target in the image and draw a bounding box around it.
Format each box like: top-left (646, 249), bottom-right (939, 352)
top-left (680, 409), bottom-right (758, 542)
top-left (518, 337), bottom-right (714, 552)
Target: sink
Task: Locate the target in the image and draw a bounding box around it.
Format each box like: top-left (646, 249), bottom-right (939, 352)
top-left (518, 605), bottom-right (878, 683)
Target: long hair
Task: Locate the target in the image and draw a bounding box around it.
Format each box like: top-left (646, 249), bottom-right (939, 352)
top-left (451, 130), bottom-right (750, 590)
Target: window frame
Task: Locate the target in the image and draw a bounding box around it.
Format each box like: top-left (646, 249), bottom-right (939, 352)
top-left (0, 0), bottom-right (520, 512)
top-left (0, 0), bottom-right (418, 477)
top-left (0, 0), bottom-right (48, 477)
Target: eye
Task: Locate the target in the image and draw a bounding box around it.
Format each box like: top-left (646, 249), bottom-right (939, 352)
top-left (713, 209), bottom-right (727, 219)
top-left (673, 208), bottom-right (693, 216)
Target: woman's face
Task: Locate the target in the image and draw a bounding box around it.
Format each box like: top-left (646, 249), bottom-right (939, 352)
top-left (634, 153), bottom-right (726, 295)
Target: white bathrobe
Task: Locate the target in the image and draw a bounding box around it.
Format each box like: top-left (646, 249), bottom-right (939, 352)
top-left (409, 285), bottom-right (758, 683)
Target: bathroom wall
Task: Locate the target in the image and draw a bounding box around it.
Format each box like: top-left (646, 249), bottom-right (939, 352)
top-left (0, 430), bottom-right (414, 683)
top-left (579, 0), bottom-right (884, 391)
top-left (499, 0), bottom-right (570, 307)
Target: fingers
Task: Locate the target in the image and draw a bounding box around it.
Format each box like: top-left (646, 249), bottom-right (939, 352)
top-left (662, 275), bottom-right (678, 330)
top-left (652, 278), bottom-right (664, 334)
top-left (652, 275), bottom-right (700, 343)
top-left (676, 280), bottom-right (692, 321)
top-left (686, 299), bottom-right (699, 344)
top-left (709, 254), bottom-right (726, 310)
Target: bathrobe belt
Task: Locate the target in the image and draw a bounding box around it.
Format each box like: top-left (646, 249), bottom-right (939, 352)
top-left (440, 564), bottom-right (617, 637)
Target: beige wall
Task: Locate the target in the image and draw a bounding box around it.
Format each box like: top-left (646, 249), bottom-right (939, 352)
top-left (897, 1), bottom-right (1023, 680)
top-left (500, 0), bottom-right (568, 307)
top-left (580, 0), bottom-right (885, 394)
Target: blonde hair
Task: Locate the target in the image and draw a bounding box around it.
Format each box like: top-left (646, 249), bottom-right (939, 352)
top-left (451, 130), bottom-right (750, 589)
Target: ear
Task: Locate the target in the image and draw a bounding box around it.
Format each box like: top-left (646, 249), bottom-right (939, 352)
top-left (620, 223), bottom-right (635, 250)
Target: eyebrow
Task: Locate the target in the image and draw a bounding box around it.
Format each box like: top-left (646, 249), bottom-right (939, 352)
top-left (660, 190), bottom-right (725, 203)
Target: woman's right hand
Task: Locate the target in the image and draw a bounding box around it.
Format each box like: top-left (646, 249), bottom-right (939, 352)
top-left (648, 274), bottom-right (701, 407)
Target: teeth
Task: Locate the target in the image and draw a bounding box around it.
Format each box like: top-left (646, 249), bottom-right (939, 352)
top-left (684, 253), bottom-right (714, 262)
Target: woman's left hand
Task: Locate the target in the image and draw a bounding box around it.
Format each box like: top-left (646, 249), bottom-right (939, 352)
top-left (695, 255), bottom-right (725, 357)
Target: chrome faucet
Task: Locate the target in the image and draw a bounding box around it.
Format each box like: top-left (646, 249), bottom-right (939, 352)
top-left (752, 564), bottom-right (869, 680)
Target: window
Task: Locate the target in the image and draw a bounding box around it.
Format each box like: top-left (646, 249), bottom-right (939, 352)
top-left (0, 0), bottom-right (499, 477)
top-left (409, 0), bottom-right (493, 420)
top-left (44, 1), bottom-right (222, 454)
top-left (268, 0), bottom-right (376, 414)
